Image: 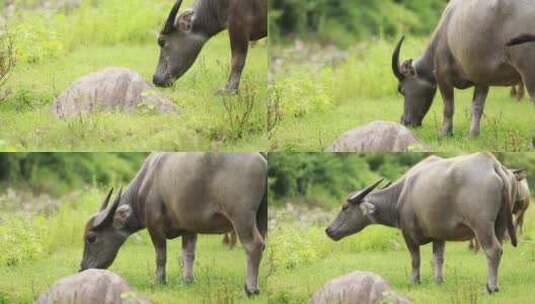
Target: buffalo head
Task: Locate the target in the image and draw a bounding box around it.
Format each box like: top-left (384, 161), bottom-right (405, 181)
top-left (392, 36), bottom-right (437, 127)
top-left (80, 188), bottom-right (132, 271)
top-left (153, 0), bottom-right (207, 87)
top-left (325, 179), bottom-right (383, 241)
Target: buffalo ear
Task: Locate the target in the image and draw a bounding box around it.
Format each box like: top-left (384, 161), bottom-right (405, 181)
top-left (113, 205), bottom-right (132, 230)
top-left (177, 9), bottom-right (195, 32)
top-left (512, 168), bottom-right (526, 181)
top-left (360, 202), bottom-right (376, 216)
top-left (401, 59), bottom-right (416, 77)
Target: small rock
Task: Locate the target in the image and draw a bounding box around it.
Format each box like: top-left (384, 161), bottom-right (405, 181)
top-left (52, 67), bottom-right (177, 118)
top-left (36, 269), bottom-right (150, 304)
top-left (310, 271), bottom-right (410, 304)
top-left (327, 121), bottom-right (426, 152)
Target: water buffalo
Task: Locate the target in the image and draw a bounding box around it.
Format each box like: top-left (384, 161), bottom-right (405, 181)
top-left (326, 153), bottom-right (521, 292)
top-left (392, 0), bottom-right (535, 137)
top-left (152, 0), bottom-right (267, 93)
top-left (80, 152), bottom-right (267, 296)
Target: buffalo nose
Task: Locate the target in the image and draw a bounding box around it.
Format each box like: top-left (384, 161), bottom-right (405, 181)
top-left (152, 75), bottom-right (163, 86)
top-left (325, 228), bottom-right (332, 236)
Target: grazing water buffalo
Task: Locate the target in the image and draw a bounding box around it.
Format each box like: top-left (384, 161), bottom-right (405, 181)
top-left (80, 153), bottom-right (267, 296)
top-left (153, 0), bottom-right (267, 92)
top-left (392, 0), bottom-right (535, 137)
top-left (326, 153), bottom-right (521, 292)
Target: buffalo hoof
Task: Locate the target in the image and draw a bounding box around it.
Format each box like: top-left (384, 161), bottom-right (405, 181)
top-left (183, 277), bottom-right (194, 285)
top-left (244, 285), bottom-right (260, 297)
top-left (440, 130), bottom-right (453, 137)
top-left (486, 284), bottom-right (499, 294)
top-left (469, 130), bottom-right (480, 138)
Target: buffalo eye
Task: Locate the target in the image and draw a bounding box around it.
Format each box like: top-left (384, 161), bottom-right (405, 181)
top-left (158, 37), bottom-right (165, 47)
top-left (86, 233), bottom-right (97, 244)
top-left (342, 203), bottom-right (349, 211)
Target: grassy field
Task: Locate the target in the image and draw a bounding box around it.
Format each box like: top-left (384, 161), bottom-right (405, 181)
top-left (268, 39), bottom-right (535, 152)
top-left (0, 1), bottom-right (267, 151)
top-left (267, 203), bottom-right (535, 304)
top-left (0, 189), bottom-right (268, 303)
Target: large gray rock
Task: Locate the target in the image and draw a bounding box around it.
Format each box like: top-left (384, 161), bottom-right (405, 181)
top-left (327, 121), bottom-right (425, 152)
top-left (36, 269), bottom-right (150, 304)
top-left (310, 271), bottom-right (410, 304)
top-left (52, 67), bottom-right (177, 118)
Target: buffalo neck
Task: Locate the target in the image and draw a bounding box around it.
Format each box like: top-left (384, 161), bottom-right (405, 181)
top-left (414, 43), bottom-right (436, 84)
top-left (119, 163), bottom-right (151, 234)
top-left (367, 182), bottom-right (403, 228)
top-left (191, 0), bottom-right (228, 38)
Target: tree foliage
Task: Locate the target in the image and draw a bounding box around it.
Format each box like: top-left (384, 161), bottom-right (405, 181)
top-left (270, 0), bottom-right (447, 45)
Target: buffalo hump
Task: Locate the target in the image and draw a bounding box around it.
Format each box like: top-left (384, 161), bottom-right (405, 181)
top-left (36, 269), bottom-right (149, 304)
top-left (310, 271), bottom-right (410, 304)
top-left (52, 67), bottom-right (178, 118)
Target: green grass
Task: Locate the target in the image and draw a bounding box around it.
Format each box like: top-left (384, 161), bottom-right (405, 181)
top-left (266, 204), bottom-right (535, 303)
top-left (269, 39), bottom-right (535, 152)
top-left (0, 1), bottom-right (268, 151)
top-left (0, 189), bottom-right (268, 303)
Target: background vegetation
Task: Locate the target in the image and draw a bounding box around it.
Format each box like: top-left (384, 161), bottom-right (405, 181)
top-left (270, 0), bottom-right (447, 46)
top-left (0, 0), bottom-right (267, 151)
top-left (0, 152), bottom-right (268, 303)
top-left (267, 152), bottom-right (535, 303)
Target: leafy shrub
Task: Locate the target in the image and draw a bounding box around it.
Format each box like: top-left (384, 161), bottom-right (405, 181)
top-left (10, 0), bottom-right (169, 63)
top-left (270, 0), bottom-right (447, 44)
top-left (273, 69), bottom-right (332, 118)
top-left (268, 225), bottom-right (329, 271)
top-left (0, 215), bottom-right (44, 266)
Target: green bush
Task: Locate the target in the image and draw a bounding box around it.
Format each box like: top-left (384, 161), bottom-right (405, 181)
top-left (0, 187), bottom-right (117, 266)
top-left (270, 0), bottom-right (448, 44)
top-left (0, 215), bottom-right (44, 266)
top-left (10, 0), bottom-right (169, 63)
top-left (0, 153), bottom-right (145, 195)
top-left (268, 225), bottom-right (329, 271)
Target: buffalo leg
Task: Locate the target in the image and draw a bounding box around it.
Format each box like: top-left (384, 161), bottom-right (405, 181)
top-left (403, 237), bottom-right (421, 284)
top-left (437, 78), bottom-right (455, 136)
top-left (182, 233), bottom-right (197, 284)
top-left (149, 231), bottom-right (167, 284)
top-left (432, 240), bottom-right (445, 284)
top-left (221, 16), bottom-right (249, 93)
top-left (469, 85), bottom-right (489, 137)
top-left (474, 226), bottom-right (503, 293)
top-left (234, 215), bottom-right (265, 296)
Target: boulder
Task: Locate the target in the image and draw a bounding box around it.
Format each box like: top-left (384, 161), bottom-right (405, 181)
top-left (36, 269), bottom-right (150, 304)
top-left (327, 121), bottom-right (426, 152)
top-left (310, 271), bottom-right (410, 304)
top-left (52, 67), bottom-right (177, 118)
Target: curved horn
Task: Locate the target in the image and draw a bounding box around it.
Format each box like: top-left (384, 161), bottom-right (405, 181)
top-left (381, 181), bottom-right (393, 190)
top-left (163, 0), bottom-right (183, 34)
top-left (99, 188), bottom-right (114, 211)
top-left (348, 179), bottom-right (384, 204)
top-left (392, 36), bottom-right (405, 80)
top-left (93, 188), bottom-right (123, 230)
